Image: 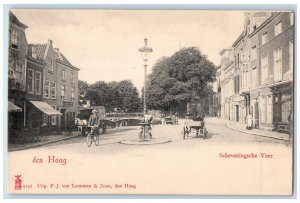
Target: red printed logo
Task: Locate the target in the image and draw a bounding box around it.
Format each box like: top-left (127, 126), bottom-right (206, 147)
top-left (14, 175), bottom-right (22, 190)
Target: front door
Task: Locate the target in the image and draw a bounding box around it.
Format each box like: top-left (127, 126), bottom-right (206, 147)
top-left (255, 102), bottom-right (259, 128)
top-left (236, 105), bottom-right (239, 122)
top-left (61, 109), bottom-right (66, 130)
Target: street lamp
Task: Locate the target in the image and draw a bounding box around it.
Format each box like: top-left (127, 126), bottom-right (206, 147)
top-left (139, 38), bottom-right (153, 115)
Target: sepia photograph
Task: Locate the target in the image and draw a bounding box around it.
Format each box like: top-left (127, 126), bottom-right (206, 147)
top-left (6, 8), bottom-right (294, 195)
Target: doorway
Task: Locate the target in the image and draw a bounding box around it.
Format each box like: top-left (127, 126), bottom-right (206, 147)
top-left (60, 108), bottom-right (66, 130)
top-left (254, 102), bottom-right (259, 128)
top-left (236, 105), bottom-right (239, 122)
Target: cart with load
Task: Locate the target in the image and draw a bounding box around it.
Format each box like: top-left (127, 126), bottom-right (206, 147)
top-left (182, 116), bottom-right (207, 139)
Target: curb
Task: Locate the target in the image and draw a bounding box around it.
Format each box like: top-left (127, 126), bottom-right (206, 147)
top-left (8, 134), bottom-right (79, 152)
top-left (119, 137), bottom-right (171, 145)
top-left (226, 122), bottom-right (290, 141)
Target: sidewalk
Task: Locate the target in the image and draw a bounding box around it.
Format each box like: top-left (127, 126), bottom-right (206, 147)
top-left (8, 132), bottom-right (79, 152)
top-left (8, 126), bottom-right (140, 152)
top-left (227, 121), bottom-right (291, 141)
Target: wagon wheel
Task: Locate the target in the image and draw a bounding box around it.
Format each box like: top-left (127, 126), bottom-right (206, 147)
top-left (203, 127), bottom-right (207, 139)
top-left (196, 128), bottom-right (199, 136)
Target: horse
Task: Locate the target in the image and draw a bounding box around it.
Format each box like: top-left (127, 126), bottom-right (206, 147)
top-left (75, 117), bottom-right (88, 137)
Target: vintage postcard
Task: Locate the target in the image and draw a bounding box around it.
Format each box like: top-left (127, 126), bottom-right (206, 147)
top-left (7, 9), bottom-right (294, 195)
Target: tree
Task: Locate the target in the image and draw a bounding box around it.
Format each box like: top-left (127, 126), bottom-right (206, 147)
top-left (78, 80), bottom-right (89, 106)
top-left (148, 47), bottom-right (216, 114)
top-left (84, 80), bottom-right (142, 113)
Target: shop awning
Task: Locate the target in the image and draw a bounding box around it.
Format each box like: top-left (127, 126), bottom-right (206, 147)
top-left (30, 101), bottom-right (62, 115)
top-left (8, 101), bottom-right (22, 112)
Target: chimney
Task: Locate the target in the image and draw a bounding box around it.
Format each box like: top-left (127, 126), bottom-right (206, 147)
top-left (48, 39), bottom-right (52, 46)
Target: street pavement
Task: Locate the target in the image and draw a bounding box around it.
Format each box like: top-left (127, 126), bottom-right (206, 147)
top-left (36, 117), bottom-right (291, 151)
top-left (8, 117), bottom-right (292, 195)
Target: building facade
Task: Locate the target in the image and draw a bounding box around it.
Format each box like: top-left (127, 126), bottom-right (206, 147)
top-left (8, 11), bottom-right (79, 139)
top-left (218, 11), bottom-right (294, 134)
top-left (8, 11), bottom-right (28, 130)
top-left (29, 40), bottom-right (80, 131)
top-left (25, 56), bottom-right (45, 128)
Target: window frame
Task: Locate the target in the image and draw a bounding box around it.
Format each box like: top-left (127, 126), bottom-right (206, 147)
top-left (273, 48), bottom-right (282, 82)
top-left (11, 28), bottom-right (18, 49)
top-left (71, 86), bottom-right (75, 101)
top-left (35, 71), bottom-right (42, 95)
top-left (62, 69), bottom-right (67, 81)
top-left (44, 80), bottom-right (50, 98)
top-left (261, 55), bottom-right (268, 85)
top-left (274, 21), bottom-right (282, 36)
top-left (261, 32), bottom-right (268, 45)
top-left (51, 106), bottom-right (57, 126)
top-left (290, 12), bottom-right (294, 26)
top-left (61, 84), bottom-right (66, 100)
top-left (251, 45), bottom-right (257, 61)
top-left (27, 69), bottom-right (34, 94)
top-left (50, 82), bottom-right (56, 99)
top-left (47, 60), bottom-right (54, 73)
top-left (71, 72), bottom-right (75, 83)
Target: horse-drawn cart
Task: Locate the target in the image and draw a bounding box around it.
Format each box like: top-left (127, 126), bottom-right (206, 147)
top-left (183, 116), bottom-right (207, 139)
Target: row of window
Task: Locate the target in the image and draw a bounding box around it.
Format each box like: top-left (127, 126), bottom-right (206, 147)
top-left (261, 13), bottom-right (293, 46)
top-left (21, 69), bottom-right (77, 101)
top-left (27, 69), bottom-right (42, 95)
top-left (43, 111), bottom-right (76, 127)
top-left (260, 41), bottom-right (293, 85)
top-left (42, 106), bottom-right (58, 126)
top-left (46, 61), bottom-right (76, 83)
top-left (223, 43), bottom-right (292, 97)
top-left (44, 81), bottom-right (76, 101)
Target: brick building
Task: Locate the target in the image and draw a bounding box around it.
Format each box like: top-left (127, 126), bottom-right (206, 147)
top-left (218, 11), bottom-right (294, 134)
top-left (8, 11), bottom-right (28, 130)
top-left (29, 40), bottom-right (80, 131)
top-left (8, 11), bottom-right (79, 140)
top-left (25, 56), bottom-right (46, 128)
top-left (249, 12), bottom-right (294, 132)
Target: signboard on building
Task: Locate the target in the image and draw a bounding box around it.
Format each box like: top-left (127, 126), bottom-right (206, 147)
top-left (233, 96), bottom-right (244, 102)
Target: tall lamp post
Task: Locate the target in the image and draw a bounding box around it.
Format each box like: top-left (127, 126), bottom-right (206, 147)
top-left (139, 38), bottom-right (153, 115)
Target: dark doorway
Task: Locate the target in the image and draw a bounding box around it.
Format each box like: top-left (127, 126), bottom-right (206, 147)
top-left (61, 109), bottom-right (66, 130)
top-left (236, 105), bottom-right (239, 122)
top-left (255, 102), bottom-right (259, 128)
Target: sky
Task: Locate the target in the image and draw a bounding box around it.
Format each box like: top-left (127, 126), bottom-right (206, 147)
top-left (12, 9), bottom-right (244, 93)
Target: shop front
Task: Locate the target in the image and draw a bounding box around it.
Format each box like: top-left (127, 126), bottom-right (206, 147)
top-left (271, 82), bottom-right (293, 134)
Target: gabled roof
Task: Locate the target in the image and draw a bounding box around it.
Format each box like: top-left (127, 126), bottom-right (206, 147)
top-left (53, 48), bottom-right (72, 67)
top-left (9, 11), bottom-right (27, 29)
top-left (232, 32), bottom-right (244, 47)
top-left (249, 12), bottom-right (282, 38)
top-left (28, 42), bottom-right (80, 71)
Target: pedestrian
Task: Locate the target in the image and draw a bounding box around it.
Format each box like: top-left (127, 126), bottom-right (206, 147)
top-left (246, 114), bottom-right (253, 130)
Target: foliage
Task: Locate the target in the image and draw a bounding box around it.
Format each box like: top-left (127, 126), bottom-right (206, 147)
top-left (147, 47), bottom-right (216, 113)
top-left (79, 80), bottom-right (142, 113)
